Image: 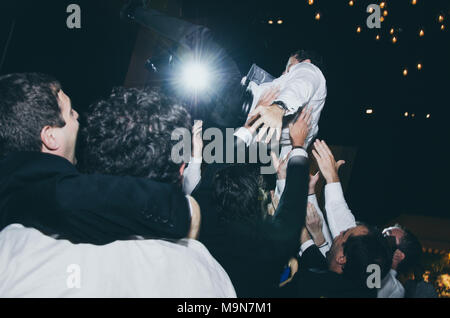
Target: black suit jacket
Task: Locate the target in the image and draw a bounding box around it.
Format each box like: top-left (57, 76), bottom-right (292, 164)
top-left (195, 150), bottom-right (310, 297)
top-left (279, 245), bottom-right (377, 298)
top-left (0, 152), bottom-right (191, 245)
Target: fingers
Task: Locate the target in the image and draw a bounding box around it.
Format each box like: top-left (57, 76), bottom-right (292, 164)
top-left (270, 151), bottom-right (280, 170)
top-left (248, 106), bottom-right (263, 119)
top-left (248, 118), bottom-right (264, 134)
top-left (336, 160), bottom-right (346, 170)
top-left (265, 128), bottom-right (276, 144)
top-left (320, 140), bottom-right (333, 157)
top-left (256, 125), bottom-right (269, 142)
top-left (314, 140), bottom-right (329, 159)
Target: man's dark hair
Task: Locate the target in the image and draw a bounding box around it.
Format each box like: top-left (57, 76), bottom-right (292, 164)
top-left (213, 164), bottom-right (266, 227)
top-left (81, 87), bottom-right (191, 185)
top-left (342, 231), bottom-right (393, 288)
top-left (0, 73), bottom-right (65, 156)
top-left (396, 225), bottom-right (423, 274)
top-left (290, 49), bottom-right (325, 73)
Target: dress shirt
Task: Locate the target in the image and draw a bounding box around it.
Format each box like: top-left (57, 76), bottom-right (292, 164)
top-left (0, 224), bottom-right (236, 298)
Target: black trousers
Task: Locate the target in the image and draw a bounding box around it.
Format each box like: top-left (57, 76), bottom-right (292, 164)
top-left (132, 6), bottom-right (246, 128)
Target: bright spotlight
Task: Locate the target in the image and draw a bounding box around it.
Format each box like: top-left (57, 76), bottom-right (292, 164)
top-left (181, 62), bottom-right (210, 91)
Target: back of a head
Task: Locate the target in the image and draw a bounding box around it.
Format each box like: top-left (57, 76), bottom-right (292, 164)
top-left (343, 231), bottom-right (393, 289)
top-left (0, 73), bottom-right (64, 156)
top-left (213, 164), bottom-right (265, 228)
top-left (82, 87), bottom-right (191, 185)
top-left (291, 49), bottom-right (325, 73)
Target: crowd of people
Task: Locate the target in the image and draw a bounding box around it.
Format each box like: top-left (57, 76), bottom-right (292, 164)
top-left (0, 0), bottom-right (435, 300)
top-left (0, 63), bottom-right (430, 297)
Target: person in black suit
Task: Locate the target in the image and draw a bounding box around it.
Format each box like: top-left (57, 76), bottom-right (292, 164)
top-left (194, 108), bottom-right (313, 297)
top-left (0, 73), bottom-right (195, 245)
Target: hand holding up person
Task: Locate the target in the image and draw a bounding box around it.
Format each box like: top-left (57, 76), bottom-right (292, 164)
top-left (308, 172), bottom-right (320, 196)
top-left (246, 87), bottom-right (282, 143)
top-left (312, 140), bottom-right (345, 184)
top-left (289, 107), bottom-right (312, 148)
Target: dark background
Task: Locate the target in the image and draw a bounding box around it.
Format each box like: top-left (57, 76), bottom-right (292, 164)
top-left (0, 0), bottom-right (449, 226)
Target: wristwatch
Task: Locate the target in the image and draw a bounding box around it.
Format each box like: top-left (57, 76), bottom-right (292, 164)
top-left (272, 100), bottom-right (288, 112)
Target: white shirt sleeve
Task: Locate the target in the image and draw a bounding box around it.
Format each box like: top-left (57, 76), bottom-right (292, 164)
top-left (276, 64), bottom-right (322, 115)
top-left (182, 157), bottom-right (202, 195)
top-left (378, 269), bottom-right (405, 298)
top-left (324, 182), bottom-right (357, 239)
top-left (233, 127), bottom-right (254, 146)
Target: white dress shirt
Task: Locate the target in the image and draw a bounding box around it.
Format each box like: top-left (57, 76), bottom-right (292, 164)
top-left (247, 61), bottom-right (327, 151)
top-left (0, 224), bottom-right (236, 298)
top-left (183, 156), bottom-right (202, 195)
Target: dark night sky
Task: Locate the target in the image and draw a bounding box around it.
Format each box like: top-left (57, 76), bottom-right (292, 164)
top-left (0, 0), bottom-right (449, 226)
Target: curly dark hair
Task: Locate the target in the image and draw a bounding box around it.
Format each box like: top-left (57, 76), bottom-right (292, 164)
top-left (0, 73), bottom-right (65, 156)
top-left (213, 164), bottom-right (267, 227)
top-left (81, 87), bottom-right (191, 185)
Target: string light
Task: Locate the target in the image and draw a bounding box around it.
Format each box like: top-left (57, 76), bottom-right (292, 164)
top-left (390, 28), bottom-right (395, 35)
top-left (392, 36), bottom-right (398, 44)
top-left (315, 12), bottom-right (321, 20)
top-left (376, 34), bottom-right (381, 40)
top-left (426, 114), bottom-right (431, 119)
top-left (419, 29), bottom-right (425, 37)
top-left (268, 20), bottom-right (274, 24)
top-left (366, 109), bottom-right (374, 115)
top-left (417, 63), bottom-right (423, 70)
top-left (383, 10), bottom-right (388, 17)
top-left (380, 2), bottom-right (386, 9)
top-left (404, 112), bottom-right (409, 117)
top-left (441, 24), bottom-right (446, 31)
top-left (308, 0), bottom-right (314, 5)
top-left (356, 26), bottom-right (361, 33)
top-left (411, 0), bottom-right (417, 5)
top-left (277, 19), bottom-right (283, 24)
top-left (438, 15), bottom-right (444, 23)
top-left (403, 68), bottom-right (408, 76)
top-left (380, 16), bottom-right (385, 23)
top-left (349, 0), bottom-right (354, 6)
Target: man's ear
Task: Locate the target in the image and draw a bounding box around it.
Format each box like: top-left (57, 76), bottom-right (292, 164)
top-left (303, 59), bottom-right (312, 63)
top-left (40, 126), bottom-right (60, 151)
top-left (179, 163), bottom-right (186, 177)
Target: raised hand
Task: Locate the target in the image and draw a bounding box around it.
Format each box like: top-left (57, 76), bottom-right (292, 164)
top-left (306, 203), bottom-right (326, 247)
top-left (312, 140), bottom-right (345, 184)
top-left (192, 120), bottom-right (203, 159)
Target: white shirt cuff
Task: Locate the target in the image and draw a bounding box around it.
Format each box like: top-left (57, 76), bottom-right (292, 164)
top-left (234, 127), bottom-right (253, 146)
top-left (300, 240), bottom-right (315, 255)
top-left (289, 148), bottom-right (308, 160)
top-left (275, 179), bottom-right (286, 198)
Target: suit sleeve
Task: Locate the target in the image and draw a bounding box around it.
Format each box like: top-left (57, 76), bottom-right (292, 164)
top-left (50, 173), bottom-right (191, 244)
top-left (262, 151), bottom-right (309, 242)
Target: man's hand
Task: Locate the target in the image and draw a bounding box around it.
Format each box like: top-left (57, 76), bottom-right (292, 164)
top-left (192, 120), bottom-right (203, 159)
top-left (270, 151), bottom-right (289, 180)
top-left (312, 140), bottom-right (345, 184)
top-left (306, 203), bottom-right (326, 247)
top-left (289, 107), bottom-right (312, 148)
top-left (308, 172), bottom-right (320, 195)
top-left (247, 87), bottom-right (283, 143)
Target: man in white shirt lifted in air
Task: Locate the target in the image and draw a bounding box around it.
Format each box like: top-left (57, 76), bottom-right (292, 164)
top-left (241, 50), bottom-right (327, 158)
